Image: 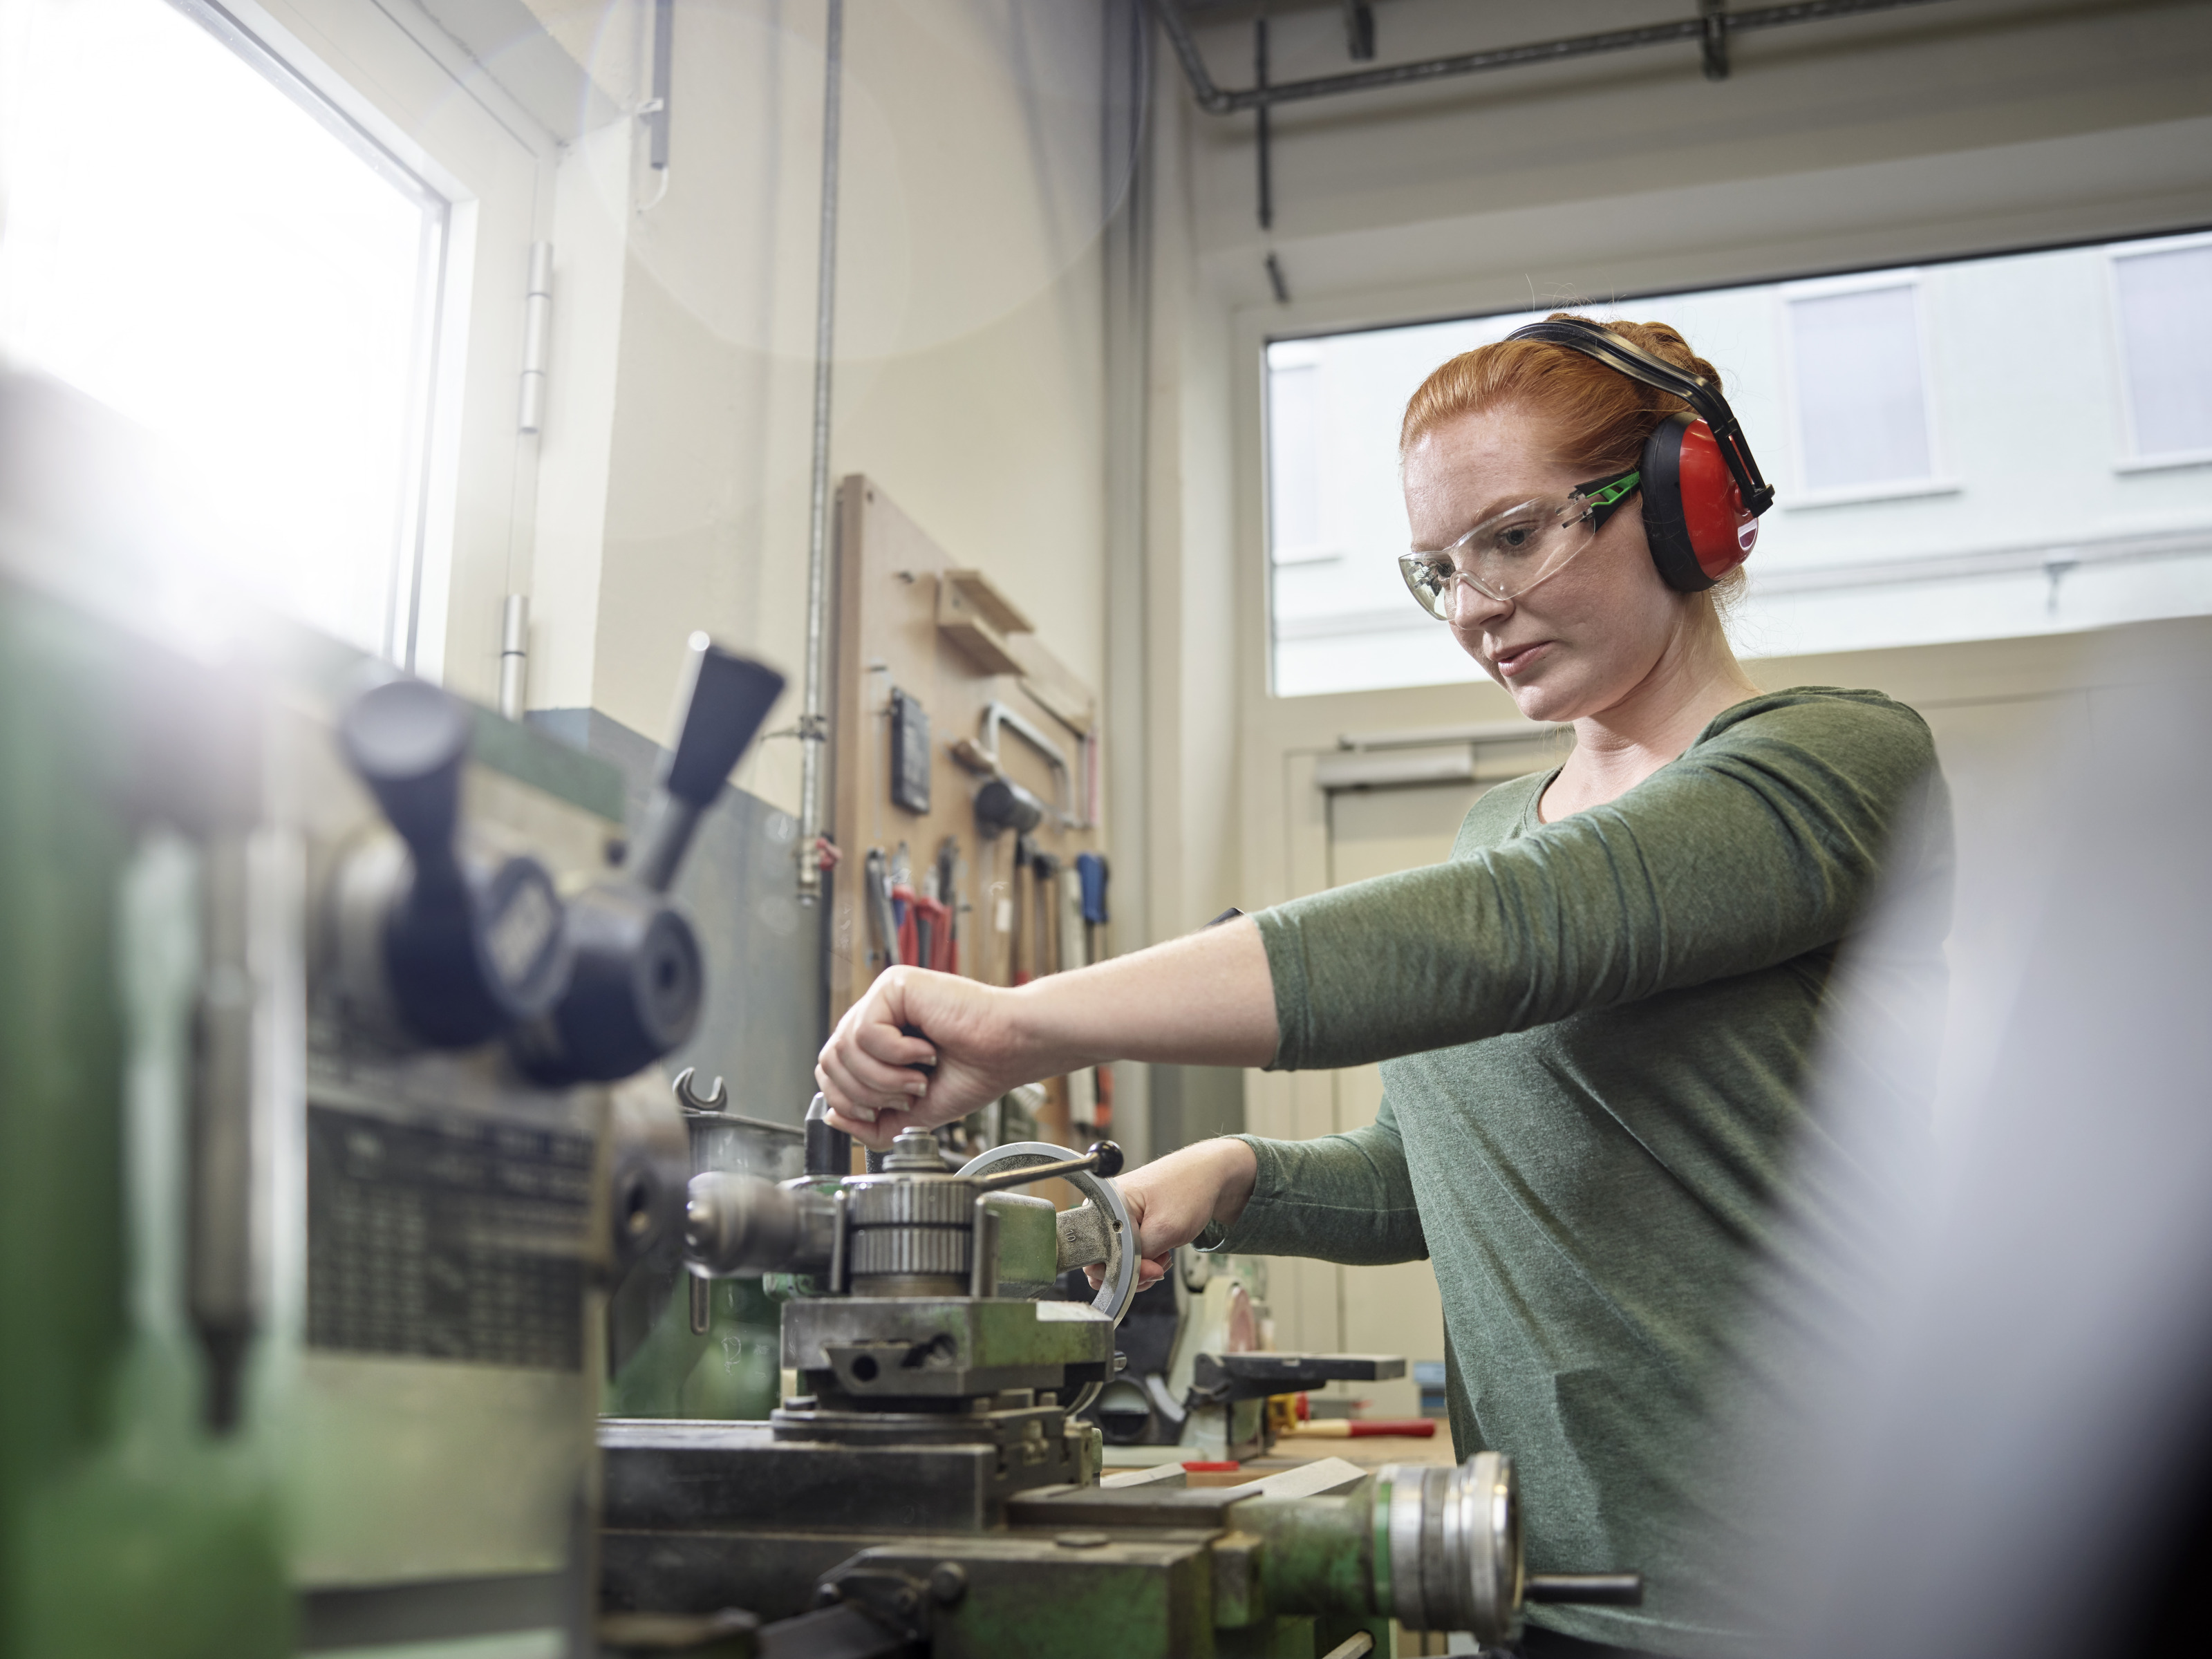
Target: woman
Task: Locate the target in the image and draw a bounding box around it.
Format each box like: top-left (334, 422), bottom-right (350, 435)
top-left (815, 317), bottom-right (1950, 1658)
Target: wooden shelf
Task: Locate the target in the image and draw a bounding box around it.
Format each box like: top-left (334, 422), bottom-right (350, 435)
top-left (936, 568), bottom-right (1032, 675)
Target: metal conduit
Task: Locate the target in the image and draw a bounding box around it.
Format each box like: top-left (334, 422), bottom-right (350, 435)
top-left (1153, 0), bottom-right (1958, 115)
top-left (796, 0), bottom-right (844, 903)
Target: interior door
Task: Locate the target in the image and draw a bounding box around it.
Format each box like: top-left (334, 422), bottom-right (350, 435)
top-left (1317, 780), bottom-right (1492, 1417)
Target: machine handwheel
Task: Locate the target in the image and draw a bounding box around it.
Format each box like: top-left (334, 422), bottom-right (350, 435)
top-left (957, 1139), bottom-right (1136, 1417)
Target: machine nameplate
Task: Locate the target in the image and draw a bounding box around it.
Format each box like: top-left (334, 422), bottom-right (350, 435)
top-left (307, 1103), bottom-right (592, 1369)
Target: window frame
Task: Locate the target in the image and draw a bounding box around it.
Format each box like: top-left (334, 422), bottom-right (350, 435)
top-left (182, 0), bottom-right (590, 701)
top-left (2104, 228), bottom-right (2212, 475)
top-left (1774, 268), bottom-right (1960, 509)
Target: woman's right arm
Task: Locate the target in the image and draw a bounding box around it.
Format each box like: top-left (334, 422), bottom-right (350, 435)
top-left (816, 915), bottom-right (1277, 1146)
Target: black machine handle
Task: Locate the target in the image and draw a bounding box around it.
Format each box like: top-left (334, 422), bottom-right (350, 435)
top-left (804, 1092), bottom-right (852, 1179)
top-left (339, 678), bottom-right (570, 1049)
top-left (1525, 1573), bottom-right (1645, 1607)
top-left (341, 678), bottom-right (472, 898)
top-left (968, 1141), bottom-right (1123, 1192)
top-left (510, 636), bottom-right (783, 1085)
top-left (630, 634), bottom-right (786, 894)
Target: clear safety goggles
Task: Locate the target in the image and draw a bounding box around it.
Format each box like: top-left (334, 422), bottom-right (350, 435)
top-left (1397, 469), bottom-right (1640, 621)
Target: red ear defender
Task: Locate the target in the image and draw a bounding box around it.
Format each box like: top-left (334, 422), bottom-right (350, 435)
top-left (1640, 413), bottom-right (1760, 592)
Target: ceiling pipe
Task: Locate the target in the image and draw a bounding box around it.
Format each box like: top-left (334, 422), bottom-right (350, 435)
top-left (1151, 0), bottom-right (1958, 115)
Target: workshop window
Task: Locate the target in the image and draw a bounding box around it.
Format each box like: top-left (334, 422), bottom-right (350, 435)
top-left (2110, 237), bottom-right (2212, 465)
top-left (0, 0), bottom-right (447, 662)
top-left (1782, 279), bottom-right (1939, 498)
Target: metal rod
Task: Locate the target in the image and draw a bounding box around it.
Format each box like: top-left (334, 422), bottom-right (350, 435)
top-left (968, 1140), bottom-right (1124, 1192)
top-left (1701, 0), bottom-right (1732, 79)
top-left (827, 1186), bottom-right (850, 1291)
top-left (1152, 0), bottom-right (1955, 115)
top-left (796, 0), bottom-right (844, 903)
top-left (1253, 10), bottom-right (1271, 230)
top-left (688, 1271), bottom-right (712, 1335)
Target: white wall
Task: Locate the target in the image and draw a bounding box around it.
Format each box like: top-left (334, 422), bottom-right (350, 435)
top-left (521, 0), bottom-right (1121, 823)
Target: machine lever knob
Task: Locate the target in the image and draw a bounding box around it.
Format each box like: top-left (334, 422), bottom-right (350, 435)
top-left (337, 679), bottom-right (570, 1048)
top-left (341, 678), bottom-right (469, 892)
top-left (629, 635), bottom-right (786, 894)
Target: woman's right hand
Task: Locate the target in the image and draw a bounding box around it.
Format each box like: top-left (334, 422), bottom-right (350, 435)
top-left (1096, 1137), bottom-right (1259, 1292)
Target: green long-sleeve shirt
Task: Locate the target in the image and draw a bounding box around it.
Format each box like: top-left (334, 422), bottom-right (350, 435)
top-left (1215, 688), bottom-right (1951, 1656)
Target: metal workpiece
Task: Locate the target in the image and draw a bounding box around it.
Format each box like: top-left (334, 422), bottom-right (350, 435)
top-left (781, 1297), bottom-right (1116, 1405)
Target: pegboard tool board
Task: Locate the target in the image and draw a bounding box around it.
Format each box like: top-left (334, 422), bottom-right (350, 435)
top-left (827, 475), bottom-right (1108, 1042)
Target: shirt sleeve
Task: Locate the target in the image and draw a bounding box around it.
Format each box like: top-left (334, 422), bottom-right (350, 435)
top-left (1206, 1096), bottom-right (1430, 1264)
top-left (1257, 695), bottom-right (1938, 1073)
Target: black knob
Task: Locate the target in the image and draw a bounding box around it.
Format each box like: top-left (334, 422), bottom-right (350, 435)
top-left (512, 637), bottom-right (783, 1085)
top-left (512, 886), bottom-right (702, 1085)
top-left (1087, 1141), bottom-right (1123, 1179)
top-left (804, 1092), bottom-right (852, 1178)
top-left (338, 679), bottom-right (570, 1048)
top-left (1524, 1573), bottom-right (1644, 1607)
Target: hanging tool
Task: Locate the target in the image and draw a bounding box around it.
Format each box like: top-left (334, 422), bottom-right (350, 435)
top-left (1010, 832), bottom-right (1035, 984)
top-left (1032, 849), bottom-right (1062, 982)
top-left (896, 859), bottom-right (952, 974)
top-left (935, 836), bottom-right (964, 975)
top-left (863, 846), bottom-right (901, 968)
top-left (889, 842), bottom-right (917, 967)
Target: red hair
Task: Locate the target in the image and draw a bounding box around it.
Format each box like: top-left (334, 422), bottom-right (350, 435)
top-left (1400, 313), bottom-right (1723, 476)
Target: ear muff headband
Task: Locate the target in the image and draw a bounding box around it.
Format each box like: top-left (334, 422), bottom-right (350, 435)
top-left (1503, 319), bottom-right (1775, 518)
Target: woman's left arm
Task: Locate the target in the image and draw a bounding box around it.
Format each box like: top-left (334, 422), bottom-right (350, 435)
top-left (1264, 695), bottom-right (1945, 1074)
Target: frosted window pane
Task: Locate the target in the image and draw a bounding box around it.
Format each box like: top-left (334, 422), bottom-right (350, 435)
top-left (1268, 362), bottom-right (1322, 556)
top-left (0, 0), bottom-right (435, 659)
top-left (1789, 285), bottom-right (1933, 490)
top-left (2114, 246), bottom-right (2212, 458)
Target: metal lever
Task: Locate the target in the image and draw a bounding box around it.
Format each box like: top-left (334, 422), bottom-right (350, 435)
top-left (966, 1140), bottom-right (1123, 1192)
top-left (630, 634), bottom-right (787, 893)
top-left (1524, 1574), bottom-right (1645, 1606)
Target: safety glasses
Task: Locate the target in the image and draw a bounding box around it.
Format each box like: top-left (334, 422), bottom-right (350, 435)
top-left (1398, 469), bottom-right (1640, 621)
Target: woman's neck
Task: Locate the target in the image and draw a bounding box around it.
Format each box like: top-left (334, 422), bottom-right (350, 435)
top-left (1541, 622), bottom-right (1758, 820)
